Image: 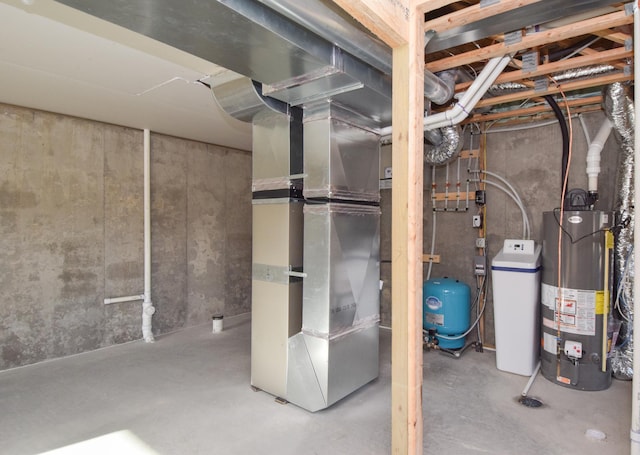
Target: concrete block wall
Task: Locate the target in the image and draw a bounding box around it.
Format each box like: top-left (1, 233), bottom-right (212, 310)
top-left (0, 103), bottom-right (252, 370)
top-left (379, 111), bottom-right (619, 345)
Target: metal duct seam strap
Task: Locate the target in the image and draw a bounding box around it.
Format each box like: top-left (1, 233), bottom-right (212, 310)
top-left (252, 177), bottom-right (301, 193)
top-left (302, 313), bottom-right (380, 341)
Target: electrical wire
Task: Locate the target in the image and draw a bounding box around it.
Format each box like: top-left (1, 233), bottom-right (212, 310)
top-left (469, 178), bottom-right (530, 239)
top-left (482, 113), bottom-right (585, 134)
top-left (554, 85), bottom-right (574, 380)
top-left (614, 245), bottom-right (634, 323)
top-left (551, 208), bottom-right (630, 244)
top-left (578, 113), bottom-right (592, 145)
top-left (437, 275), bottom-right (488, 341)
top-left (472, 170), bottom-right (531, 239)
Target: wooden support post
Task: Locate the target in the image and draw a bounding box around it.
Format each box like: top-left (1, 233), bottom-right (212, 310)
top-left (391, 6), bottom-right (424, 454)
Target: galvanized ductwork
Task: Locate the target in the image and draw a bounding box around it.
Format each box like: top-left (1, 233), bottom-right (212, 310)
top-left (213, 75), bottom-right (381, 411)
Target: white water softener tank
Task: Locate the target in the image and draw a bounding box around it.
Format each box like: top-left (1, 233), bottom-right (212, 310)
top-left (491, 239), bottom-right (542, 376)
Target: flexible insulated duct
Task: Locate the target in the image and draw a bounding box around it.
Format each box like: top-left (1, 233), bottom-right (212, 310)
top-left (424, 126), bottom-right (463, 165)
top-left (604, 82), bottom-right (635, 380)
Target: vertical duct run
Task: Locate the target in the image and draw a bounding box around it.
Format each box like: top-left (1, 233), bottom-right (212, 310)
top-left (213, 79), bottom-right (381, 411)
top-left (604, 82), bottom-right (635, 379)
top-left (287, 101), bottom-right (381, 412)
top-left (212, 75), bottom-right (305, 398)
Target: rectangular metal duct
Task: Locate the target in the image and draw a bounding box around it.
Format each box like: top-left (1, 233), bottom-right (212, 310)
top-left (302, 203), bottom-right (381, 335)
top-left (56, 0), bottom-right (394, 125)
top-left (251, 199), bottom-right (303, 397)
top-left (252, 109), bottom-right (303, 190)
top-left (286, 202), bottom-right (380, 412)
top-left (303, 102), bottom-right (381, 202)
top-left (56, 0), bottom-right (333, 86)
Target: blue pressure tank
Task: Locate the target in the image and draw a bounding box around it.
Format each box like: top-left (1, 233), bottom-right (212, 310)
top-left (423, 277), bottom-right (471, 349)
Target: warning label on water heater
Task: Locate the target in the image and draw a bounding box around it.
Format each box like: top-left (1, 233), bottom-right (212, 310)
top-left (541, 283), bottom-right (597, 336)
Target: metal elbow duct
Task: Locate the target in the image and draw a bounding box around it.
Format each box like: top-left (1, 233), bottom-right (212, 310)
top-left (211, 75), bottom-right (288, 122)
top-left (424, 125), bottom-right (463, 165)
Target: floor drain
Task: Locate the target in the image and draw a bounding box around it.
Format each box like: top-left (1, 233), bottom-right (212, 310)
top-left (518, 396), bottom-right (543, 408)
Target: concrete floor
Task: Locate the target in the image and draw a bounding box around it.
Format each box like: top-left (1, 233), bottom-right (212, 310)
top-left (0, 314), bottom-right (631, 455)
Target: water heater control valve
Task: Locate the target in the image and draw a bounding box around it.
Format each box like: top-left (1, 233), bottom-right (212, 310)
top-left (564, 340), bottom-right (583, 359)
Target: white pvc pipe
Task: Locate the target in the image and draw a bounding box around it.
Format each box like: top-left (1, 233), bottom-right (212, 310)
top-left (423, 55), bottom-right (512, 131)
top-left (480, 170), bottom-right (531, 238)
top-left (632, 4), bottom-right (640, 454)
top-left (378, 55), bottom-right (512, 138)
top-left (104, 294), bottom-right (144, 305)
top-left (586, 118), bottom-right (613, 193)
top-left (142, 129), bottom-right (155, 343)
top-left (578, 113), bottom-right (592, 145)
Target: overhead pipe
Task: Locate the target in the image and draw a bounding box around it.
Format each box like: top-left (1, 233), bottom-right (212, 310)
top-left (378, 54), bottom-right (513, 139)
top-left (142, 129), bottom-right (155, 343)
top-left (422, 55), bottom-right (512, 131)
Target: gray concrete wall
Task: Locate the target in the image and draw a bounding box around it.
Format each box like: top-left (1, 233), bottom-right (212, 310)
top-left (0, 103), bottom-right (252, 370)
top-left (379, 111), bottom-right (620, 345)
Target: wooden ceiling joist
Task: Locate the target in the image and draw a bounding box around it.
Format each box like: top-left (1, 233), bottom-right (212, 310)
top-left (580, 46), bottom-right (630, 70)
top-left (592, 29), bottom-right (632, 45)
top-left (425, 9), bottom-right (633, 72)
top-left (473, 71), bottom-right (632, 109)
top-left (463, 95), bottom-right (602, 123)
top-left (417, 0), bottom-right (466, 15)
top-left (454, 47), bottom-right (632, 92)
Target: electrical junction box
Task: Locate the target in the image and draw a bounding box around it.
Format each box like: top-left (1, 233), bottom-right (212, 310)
top-left (564, 340), bottom-right (583, 359)
top-left (472, 215), bottom-right (482, 228)
top-left (473, 255), bottom-right (486, 276)
top-left (384, 167), bottom-right (392, 179)
top-left (475, 238), bottom-right (486, 248)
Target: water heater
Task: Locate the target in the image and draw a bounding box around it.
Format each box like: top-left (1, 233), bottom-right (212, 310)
top-left (541, 210), bottom-right (613, 390)
top-left (423, 278), bottom-right (471, 349)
